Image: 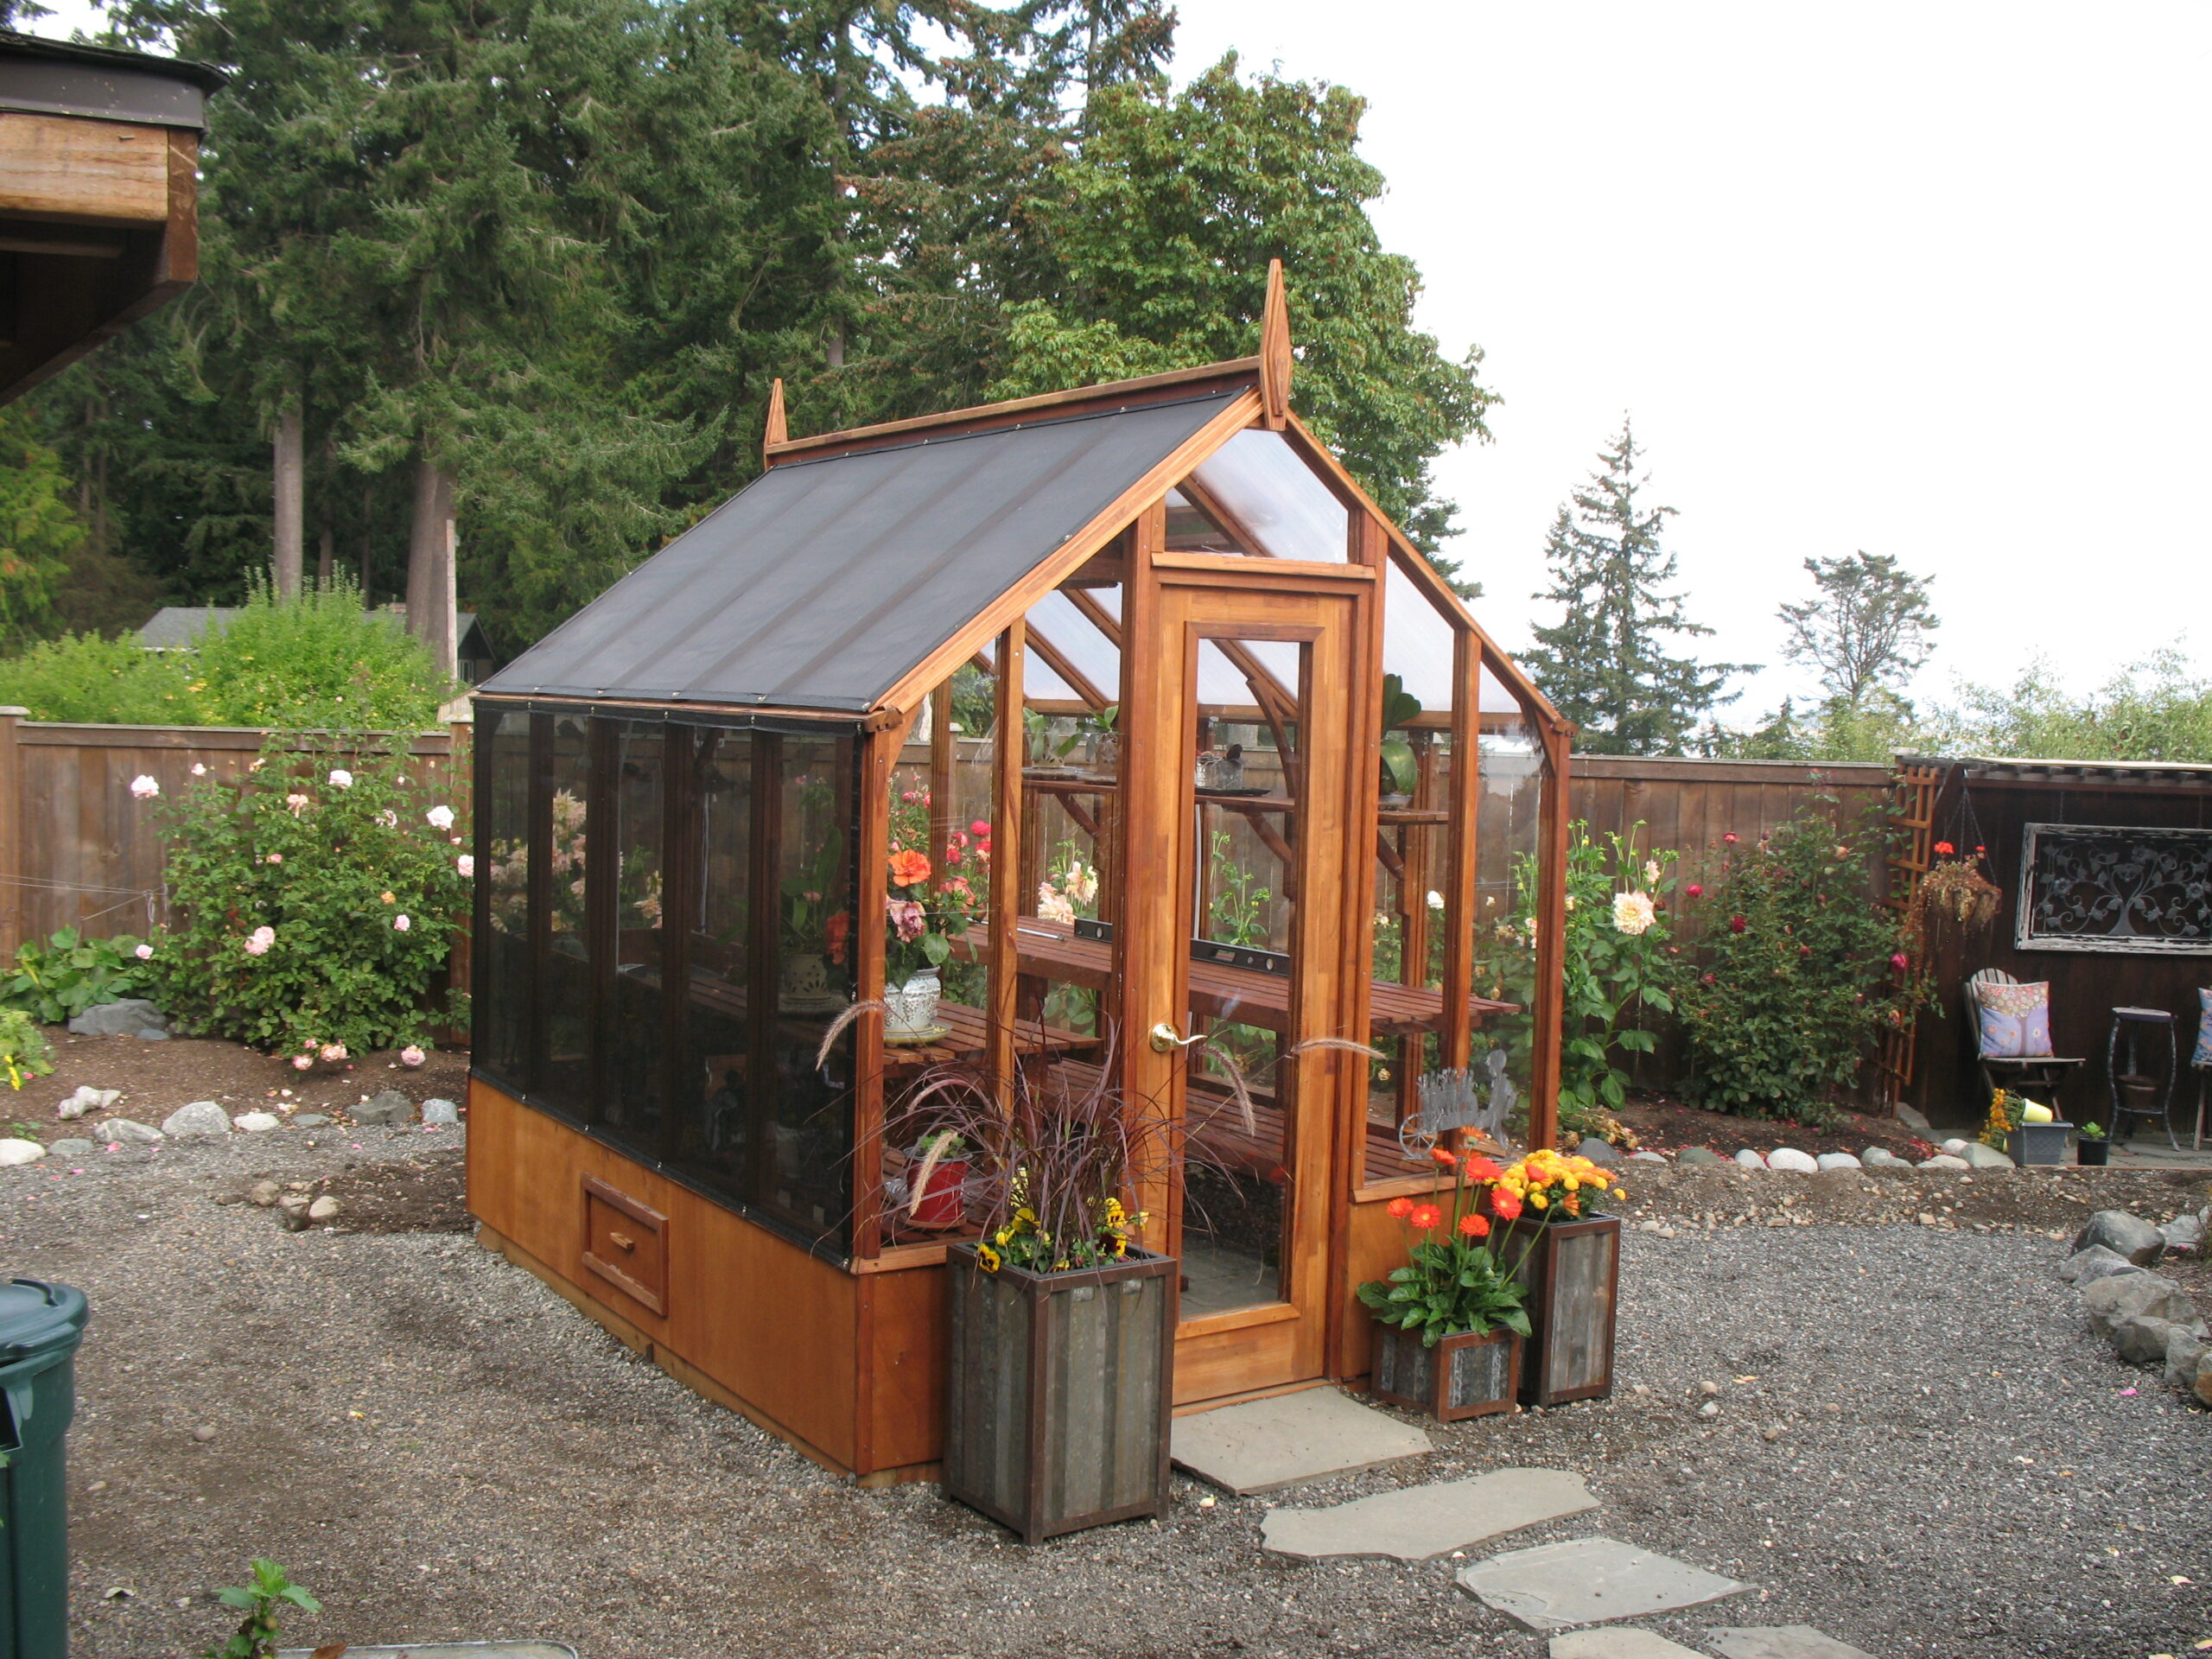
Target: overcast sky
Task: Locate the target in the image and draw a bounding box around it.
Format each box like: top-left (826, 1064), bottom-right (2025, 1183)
top-left (1169, 2), bottom-right (2212, 719)
top-left (33, 3), bottom-right (2210, 719)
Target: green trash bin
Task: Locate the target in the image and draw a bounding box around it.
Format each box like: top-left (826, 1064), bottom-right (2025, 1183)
top-left (0, 1280), bottom-right (90, 1659)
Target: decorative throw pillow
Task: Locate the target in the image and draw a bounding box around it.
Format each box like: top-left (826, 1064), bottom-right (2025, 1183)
top-left (1978, 981), bottom-right (2054, 1058)
top-left (2196, 988), bottom-right (2212, 1068)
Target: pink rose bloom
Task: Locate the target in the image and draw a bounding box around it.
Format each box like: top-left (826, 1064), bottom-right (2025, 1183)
top-left (457, 854), bottom-right (474, 878)
top-left (292, 1054), bottom-right (313, 1071)
top-left (134, 943), bottom-right (153, 960)
top-left (399, 1046), bottom-right (426, 1068)
top-left (286, 793), bottom-right (312, 815)
top-left (894, 900), bottom-right (926, 943)
top-left (244, 925), bottom-right (276, 956)
top-left (427, 804), bottom-right (455, 830)
top-left (266, 852), bottom-right (283, 865)
top-left (327, 768), bottom-right (353, 789)
top-left (321, 1043), bottom-right (347, 1062)
top-left (191, 763), bottom-right (207, 777)
top-left (393, 913), bottom-right (411, 932)
top-left (130, 774), bottom-right (159, 799)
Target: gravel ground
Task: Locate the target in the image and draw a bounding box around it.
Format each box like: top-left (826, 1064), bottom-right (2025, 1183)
top-left (5, 1128), bottom-right (2210, 1659)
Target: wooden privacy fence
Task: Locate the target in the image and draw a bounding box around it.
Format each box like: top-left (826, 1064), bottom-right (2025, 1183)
top-left (0, 709), bottom-right (471, 955)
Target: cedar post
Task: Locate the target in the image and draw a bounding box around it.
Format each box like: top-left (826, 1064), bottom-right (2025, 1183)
top-left (1440, 634), bottom-right (1481, 1075)
top-left (1116, 499), bottom-right (1173, 1255)
top-left (851, 726), bottom-right (895, 1259)
top-left (987, 624), bottom-right (1026, 1102)
top-left (0, 708), bottom-right (22, 957)
top-left (1527, 719), bottom-right (1573, 1150)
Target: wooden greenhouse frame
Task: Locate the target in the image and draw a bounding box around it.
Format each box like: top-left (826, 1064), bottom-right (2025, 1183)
top-left (466, 265), bottom-right (1573, 1483)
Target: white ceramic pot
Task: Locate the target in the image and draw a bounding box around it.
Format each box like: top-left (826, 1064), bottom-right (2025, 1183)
top-left (884, 969), bottom-right (942, 1038)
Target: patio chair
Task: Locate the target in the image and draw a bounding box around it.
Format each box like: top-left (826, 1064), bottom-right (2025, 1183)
top-left (2193, 988), bottom-right (2211, 1152)
top-left (1966, 967), bottom-right (2085, 1104)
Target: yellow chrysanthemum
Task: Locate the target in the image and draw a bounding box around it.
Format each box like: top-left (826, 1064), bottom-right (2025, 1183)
top-left (1530, 1192), bottom-right (1549, 1210)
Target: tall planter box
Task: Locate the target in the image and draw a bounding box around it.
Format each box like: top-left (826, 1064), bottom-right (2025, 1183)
top-left (1503, 1214), bottom-right (1619, 1407)
top-left (943, 1242), bottom-right (1173, 1544)
top-left (1369, 1320), bottom-right (1520, 1421)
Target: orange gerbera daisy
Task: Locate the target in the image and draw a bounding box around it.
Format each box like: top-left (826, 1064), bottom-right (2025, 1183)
top-left (1386, 1196), bottom-right (1414, 1220)
top-left (887, 849), bottom-right (932, 888)
top-left (1408, 1204), bottom-right (1443, 1232)
top-left (1490, 1187), bottom-right (1523, 1223)
top-left (1457, 1212), bottom-right (1491, 1239)
top-left (1429, 1146), bottom-right (1458, 1167)
top-left (1461, 1155), bottom-right (1503, 1183)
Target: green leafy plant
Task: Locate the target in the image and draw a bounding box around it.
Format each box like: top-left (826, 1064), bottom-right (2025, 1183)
top-left (1357, 1149), bottom-right (1530, 1345)
top-left (203, 1558), bottom-right (321, 1659)
top-left (0, 1009), bottom-right (54, 1090)
top-left (1667, 794), bottom-right (1924, 1126)
top-left (1379, 674), bottom-right (1423, 796)
top-left (2079, 1120), bottom-right (2108, 1141)
top-left (3, 926), bottom-right (149, 1025)
top-left (141, 735), bottom-right (470, 1057)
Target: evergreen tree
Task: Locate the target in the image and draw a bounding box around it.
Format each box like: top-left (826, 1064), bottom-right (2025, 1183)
top-left (1777, 550), bottom-right (1938, 709)
top-left (1523, 421), bottom-right (1747, 754)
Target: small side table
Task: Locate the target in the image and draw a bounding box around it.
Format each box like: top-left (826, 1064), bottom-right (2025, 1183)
top-left (2107, 1006), bottom-right (2178, 1150)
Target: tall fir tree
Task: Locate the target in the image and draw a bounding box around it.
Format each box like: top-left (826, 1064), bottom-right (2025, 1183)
top-left (1522, 421), bottom-right (1747, 754)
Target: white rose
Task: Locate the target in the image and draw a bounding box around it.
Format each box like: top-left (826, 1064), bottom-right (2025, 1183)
top-left (328, 768), bottom-right (354, 789)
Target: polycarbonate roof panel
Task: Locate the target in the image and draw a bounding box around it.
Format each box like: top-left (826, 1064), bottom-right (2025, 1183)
top-left (482, 392), bottom-right (1238, 714)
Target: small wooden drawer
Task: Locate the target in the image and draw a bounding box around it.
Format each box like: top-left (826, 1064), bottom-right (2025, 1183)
top-left (582, 1173), bottom-right (668, 1317)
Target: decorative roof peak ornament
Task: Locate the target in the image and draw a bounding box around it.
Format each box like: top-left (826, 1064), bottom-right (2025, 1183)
top-left (1260, 257), bottom-right (1293, 431)
top-left (763, 377), bottom-right (788, 463)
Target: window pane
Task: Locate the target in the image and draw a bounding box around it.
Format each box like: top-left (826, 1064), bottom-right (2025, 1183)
top-left (536, 714), bottom-right (594, 1120)
top-left (1187, 429), bottom-right (1349, 563)
top-left (677, 728), bottom-right (754, 1198)
top-left (477, 707), bottom-right (531, 1091)
top-left (605, 721), bottom-right (671, 1147)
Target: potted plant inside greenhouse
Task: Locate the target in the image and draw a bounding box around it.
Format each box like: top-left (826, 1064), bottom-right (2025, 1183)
top-left (1358, 1147), bottom-right (1529, 1421)
top-left (898, 1058), bottom-right (1178, 1545)
top-left (883, 792), bottom-right (985, 1042)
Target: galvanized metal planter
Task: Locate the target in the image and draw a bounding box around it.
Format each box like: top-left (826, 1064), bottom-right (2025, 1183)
top-left (1367, 1319), bottom-right (1521, 1421)
top-left (943, 1242), bottom-right (1174, 1544)
top-left (2008, 1122), bottom-right (2074, 1166)
top-left (1503, 1214), bottom-right (1620, 1407)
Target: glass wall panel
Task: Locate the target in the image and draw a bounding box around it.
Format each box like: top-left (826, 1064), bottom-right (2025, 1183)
top-left (1186, 430), bottom-right (1350, 563)
top-left (477, 707), bottom-right (532, 1093)
top-left (677, 727), bottom-right (754, 1200)
top-left (605, 721), bottom-right (671, 1147)
top-left (1474, 719), bottom-right (1547, 1140)
top-left (536, 713), bottom-right (594, 1121)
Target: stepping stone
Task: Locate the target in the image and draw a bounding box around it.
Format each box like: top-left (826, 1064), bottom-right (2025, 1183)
top-left (1707, 1628), bottom-right (1878, 1659)
top-left (1262, 1467), bottom-right (1598, 1561)
top-left (1549, 1631), bottom-right (1707, 1659)
top-left (1456, 1536), bottom-right (1748, 1632)
top-left (1171, 1387), bottom-right (1429, 1495)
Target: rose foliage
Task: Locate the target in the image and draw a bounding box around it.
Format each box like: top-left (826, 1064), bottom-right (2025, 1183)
top-left (143, 738), bottom-right (468, 1057)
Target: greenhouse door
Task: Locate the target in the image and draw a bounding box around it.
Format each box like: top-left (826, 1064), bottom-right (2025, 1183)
top-left (1121, 566), bottom-right (1368, 1407)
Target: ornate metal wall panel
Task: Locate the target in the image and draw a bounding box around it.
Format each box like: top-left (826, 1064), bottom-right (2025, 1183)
top-left (2017, 822), bottom-right (2212, 954)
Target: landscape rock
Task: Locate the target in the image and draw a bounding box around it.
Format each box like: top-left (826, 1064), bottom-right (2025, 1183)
top-left (1960, 1143), bottom-right (2014, 1170)
top-left (1707, 1628), bottom-right (1879, 1659)
top-left (2160, 1211), bottom-right (2205, 1254)
top-left (1676, 1147), bottom-right (1726, 1166)
top-left (2081, 1271), bottom-right (2204, 1340)
top-left (232, 1111), bottom-right (282, 1133)
top-left (136, 1028), bottom-right (168, 1041)
top-left (66, 998), bottom-right (166, 1037)
top-left (291, 1113), bottom-right (331, 1128)
top-left (1261, 1468), bottom-right (1597, 1561)
top-left (1549, 1630), bottom-right (1707, 1659)
top-left (1574, 1137), bottom-right (1622, 1166)
top-left (2111, 1313), bottom-right (2182, 1365)
top-left (1765, 1148), bottom-right (1819, 1173)
top-left (95, 1118), bottom-right (161, 1145)
top-left (0, 1138), bottom-right (48, 1166)
top-left (1628, 1150), bottom-right (1669, 1164)
top-left (2075, 1210), bottom-right (2166, 1267)
top-left (1815, 1152), bottom-right (1862, 1172)
top-left (1917, 1155), bottom-right (1971, 1171)
top-left (307, 1196), bottom-right (340, 1222)
top-left (352, 1090), bottom-right (415, 1127)
top-left (2058, 1244), bottom-right (2139, 1286)
top-left (247, 1180), bottom-right (282, 1207)
top-left (47, 1139), bottom-right (94, 1158)
top-left (421, 1097), bottom-right (461, 1126)
top-left (1733, 1149), bottom-right (1768, 1171)
top-left (1940, 1138), bottom-right (1970, 1157)
top-left (56, 1084), bottom-right (120, 1120)
top-left (1456, 1535), bottom-right (1749, 1632)
top-left (2162, 1326), bottom-right (2207, 1389)
top-left (276, 1196), bottom-right (313, 1231)
top-left (161, 1101), bottom-right (232, 1139)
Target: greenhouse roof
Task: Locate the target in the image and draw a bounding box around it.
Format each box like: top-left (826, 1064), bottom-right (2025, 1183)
top-left (482, 391), bottom-right (1238, 715)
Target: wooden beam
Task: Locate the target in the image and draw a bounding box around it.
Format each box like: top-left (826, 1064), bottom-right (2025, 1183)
top-left (0, 114), bottom-right (171, 223)
top-left (1440, 624), bottom-right (1481, 1074)
top-left (1116, 499), bottom-right (1173, 1258)
top-left (927, 680), bottom-right (955, 867)
top-left (988, 622), bottom-right (1026, 1103)
top-left (851, 727), bottom-right (896, 1259)
top-left (766, 359), bottom-right (1263, 465)
top-left (1526, 722), bottom-right (1572, 1152)
top-left (1259, 257), bottom-right (1292, 430)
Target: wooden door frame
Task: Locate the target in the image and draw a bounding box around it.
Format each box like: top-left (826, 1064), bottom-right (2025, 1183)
top-left (1115, 532), bottom-right (1377, 1405)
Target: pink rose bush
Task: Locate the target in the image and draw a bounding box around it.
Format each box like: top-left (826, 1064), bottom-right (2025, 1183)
top-left (133, 738), bottom-right (468, 1057)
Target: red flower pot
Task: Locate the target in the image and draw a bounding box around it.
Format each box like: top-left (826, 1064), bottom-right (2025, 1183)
top-left (912, 1158), bottom-right (969, 1230)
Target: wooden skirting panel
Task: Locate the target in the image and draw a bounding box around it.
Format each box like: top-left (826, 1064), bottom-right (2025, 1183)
top-left (467, 1077), bottom-right (891, 1476)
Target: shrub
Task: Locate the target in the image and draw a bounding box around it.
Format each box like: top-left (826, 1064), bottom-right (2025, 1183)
top-left (1667, 795), bottom-right (1920, 1125)
top-left (141, 736), bottom-right (469, 1057)
top-left (0, 1008), bottom-right (53, 1090)
top-left (0, 575), bottom-right (450, 731)
top-left (3, 926), bottom-right (150, 1024)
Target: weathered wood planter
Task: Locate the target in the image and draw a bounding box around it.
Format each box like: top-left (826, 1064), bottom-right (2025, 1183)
top-left (1503, 1214), bottom-right (1619, 1407)
top-left (943, 1241), bottom-right (1174, 1544)
top-left (1367, 1320), bottom-right (1521, 1421)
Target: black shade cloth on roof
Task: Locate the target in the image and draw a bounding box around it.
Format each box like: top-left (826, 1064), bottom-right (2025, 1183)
top-left (482, 391), bottom-right (1236, 714)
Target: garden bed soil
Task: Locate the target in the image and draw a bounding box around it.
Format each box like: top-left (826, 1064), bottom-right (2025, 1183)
top-left (6, 1026), bottom-right (470, 1141)
top-left (1603, 1092), bottom-right (1936, 1162)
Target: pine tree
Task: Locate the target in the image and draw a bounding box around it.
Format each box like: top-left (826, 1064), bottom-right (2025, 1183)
top-left (1777, 550), bottom-right (1938, 709)
top-left (1522, 421), bottom-right (1747, 754)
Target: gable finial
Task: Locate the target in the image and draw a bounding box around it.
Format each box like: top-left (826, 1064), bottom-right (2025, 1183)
top-left (1260, 258), bottom-right (1292, 430)
top-left (764, 378), bottom-right (789, 463)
